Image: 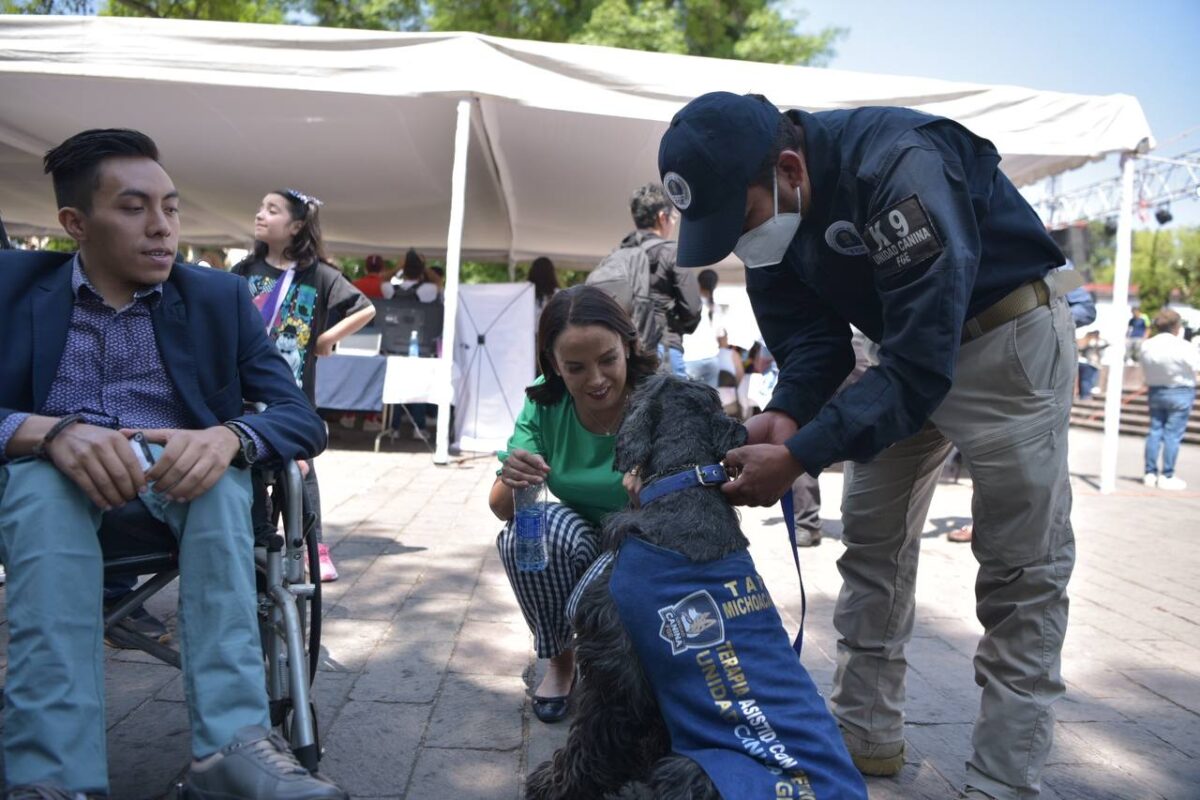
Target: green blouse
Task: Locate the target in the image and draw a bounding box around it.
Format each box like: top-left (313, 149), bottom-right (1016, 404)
top-left (498, 382), bottom-right (627, 526)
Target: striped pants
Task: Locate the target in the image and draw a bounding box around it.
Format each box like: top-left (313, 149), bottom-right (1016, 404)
top-left (496, 503), bottom-right (601, 658)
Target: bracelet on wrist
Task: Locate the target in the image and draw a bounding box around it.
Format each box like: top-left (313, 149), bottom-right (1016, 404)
top-left (33, 413), bottom-right (85, 460)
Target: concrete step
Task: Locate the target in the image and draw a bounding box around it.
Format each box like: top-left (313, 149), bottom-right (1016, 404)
top-left (1069, 388), bottom-right (1200, 444)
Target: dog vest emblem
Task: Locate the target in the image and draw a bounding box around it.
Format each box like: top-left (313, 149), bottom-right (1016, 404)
top-left (609, 537), bottom-right (867, 800)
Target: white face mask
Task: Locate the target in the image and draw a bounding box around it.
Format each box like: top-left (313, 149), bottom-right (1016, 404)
top-left (733, 171), bottom-right (802, 269)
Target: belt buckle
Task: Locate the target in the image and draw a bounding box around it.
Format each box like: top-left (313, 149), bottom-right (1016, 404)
top-left (694, 465), bottom-right (723, 486)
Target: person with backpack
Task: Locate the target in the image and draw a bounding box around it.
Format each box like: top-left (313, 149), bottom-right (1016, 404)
top-left (587, 184), bottom-right (701, 373)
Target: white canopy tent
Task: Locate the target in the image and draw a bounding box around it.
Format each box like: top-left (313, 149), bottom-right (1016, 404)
top-left (0, 15), bottom-right (1155, 468)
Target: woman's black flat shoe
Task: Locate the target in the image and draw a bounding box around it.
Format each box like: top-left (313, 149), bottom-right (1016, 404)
top-left (535, 695), bottom-right (571, 724)
top-left (531, 693), bottom-right (571, 723)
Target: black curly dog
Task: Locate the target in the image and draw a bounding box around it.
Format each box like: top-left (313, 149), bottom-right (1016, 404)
top-left (526, 374), bottom-right (750, 800)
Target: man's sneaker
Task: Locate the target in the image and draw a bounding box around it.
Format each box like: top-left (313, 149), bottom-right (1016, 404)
top-left (1158, 475), bottom-right (1187, 491)
top-left (794, 527), bottom-right (822, 547)
top-left (840, 727), bottom-right (906, 776)
top-left (1143, 473), bottom-right (1158, 488)
top-left (104, 605), bottom-right (170, 648)
top-left (6, 786), bottom-right (93, 799)
top-left (317, 544), bottom-right (338, 582)
top-left (183, 725), bottom-right (346, 800)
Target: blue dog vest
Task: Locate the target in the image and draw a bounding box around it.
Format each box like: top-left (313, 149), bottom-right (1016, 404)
top-left (609, 537), bottom-right (867, 800)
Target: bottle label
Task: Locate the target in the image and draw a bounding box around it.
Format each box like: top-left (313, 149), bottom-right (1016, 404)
top-left (515, 508), bottom-right (543, 539)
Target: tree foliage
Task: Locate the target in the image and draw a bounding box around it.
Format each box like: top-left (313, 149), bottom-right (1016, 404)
top-left (1086, 222), bottom-right (1200, 313)
top-left (6, 0), bottom-right (842, 65)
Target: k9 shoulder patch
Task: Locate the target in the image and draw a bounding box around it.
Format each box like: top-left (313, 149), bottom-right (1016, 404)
top-left (861, 195), bottom-right (944, 276)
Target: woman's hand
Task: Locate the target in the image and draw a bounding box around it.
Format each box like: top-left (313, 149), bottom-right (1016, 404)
top-left (499, 448), bottom-right (550, 489)
top-left (622, 467), bottom-right (644, 509)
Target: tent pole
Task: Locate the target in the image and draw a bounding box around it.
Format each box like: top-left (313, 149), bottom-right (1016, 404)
top-left (1099, 153), bottom-right (1137, 494)
top-left (434, 98), bottom-right (472, 465)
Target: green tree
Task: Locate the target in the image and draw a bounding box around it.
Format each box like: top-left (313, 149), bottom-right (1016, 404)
top-left (332, 0), bottom-right (843, 65)
top-left (1088, 223), bottom-right (1200, 314)
top-left (101, 0), bottom-right (288, 22)
top-left (2, 0), bottom-right (94, 12)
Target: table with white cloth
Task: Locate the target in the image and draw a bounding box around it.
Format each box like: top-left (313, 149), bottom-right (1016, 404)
top-left (315, 353), bottom-right (443, 451)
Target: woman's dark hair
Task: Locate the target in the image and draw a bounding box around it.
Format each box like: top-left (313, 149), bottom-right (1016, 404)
top-left (252, 188), bottom-right (327, 266)
top-left (698, 268), bottom-right (719, 293)
top-left (364, 254), bottom-right (385, 273)
top-left (401, 248), bottom-right (425, 280)
top-left (43, 128), bottom-right (160, 212)
top-left (528, 256), bottom-right (559, 301)
top-left (527, 285), bottom-right (659, 406)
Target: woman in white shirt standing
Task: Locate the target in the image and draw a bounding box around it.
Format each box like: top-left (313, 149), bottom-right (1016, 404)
top-left (1140, 308), bottom-right (1200, 490)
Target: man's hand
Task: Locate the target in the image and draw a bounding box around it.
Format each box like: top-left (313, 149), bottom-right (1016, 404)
top-left (45, 423), bottom-right (147, 510)
top-left (499, 448), bottom-right (550, 489)
top-left (137, 426), bottom-right (240, 503)
top-left (721, 443), bottom-right (805, 507)
top-left (743, 410), bottom-right (799, 446)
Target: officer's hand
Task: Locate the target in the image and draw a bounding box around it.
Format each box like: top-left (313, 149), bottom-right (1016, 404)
top-left (46, 423), bottom-right (147, 510)
top-left (140, 426), bottom-right (240, 503)
top-left (721, 444), bottom-right (804, 507)
top-left (500, 448), bottom-right (550, 489)
top-left (743, 411), bottom-right (798, 446)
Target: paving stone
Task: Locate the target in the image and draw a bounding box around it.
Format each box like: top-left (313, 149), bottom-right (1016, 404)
top-left (317, 617), bottom-right (392, 673)
top-left (447, 619), bottom-right (532, 676)
top-left (408, 747), bottom-right (520, 800)
top-left (352, 639), bottom-right (456, 704)
top-left (425, 674), bottom-right (525, 751)
top-left (105, 659), bottom-right (180, 726)
top-left (321, 700), bottom-right (430, 797)
top-left (106, 699), bottom-right (191, 800)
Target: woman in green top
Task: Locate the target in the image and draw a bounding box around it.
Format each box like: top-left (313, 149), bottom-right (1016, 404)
top-left (489, 285), bottom-right (658, 723)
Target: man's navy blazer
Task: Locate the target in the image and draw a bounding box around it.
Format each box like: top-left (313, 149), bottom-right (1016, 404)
top-left (0, 249), bottom-right (326, 462)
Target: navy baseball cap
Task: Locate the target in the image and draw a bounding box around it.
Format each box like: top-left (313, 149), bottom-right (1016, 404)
top-left (658, 92), bottom-right (781, 268)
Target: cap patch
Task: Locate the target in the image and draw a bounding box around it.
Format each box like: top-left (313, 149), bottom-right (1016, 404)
top-left (862, 195), bottom-right (943, 276)
top-left (664, 172), bottom-right (692, 211)
top-left (824, 221), bottom-right (868, 257)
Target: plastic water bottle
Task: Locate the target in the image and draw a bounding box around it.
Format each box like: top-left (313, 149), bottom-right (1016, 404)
top-left (408, 330), bottom-right (420, 357)
top-left (513, 483), bottom-right (548, 572)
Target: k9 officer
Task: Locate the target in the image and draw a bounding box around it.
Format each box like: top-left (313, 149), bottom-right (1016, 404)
top-left (658, 92), bottom-right (1079, 800)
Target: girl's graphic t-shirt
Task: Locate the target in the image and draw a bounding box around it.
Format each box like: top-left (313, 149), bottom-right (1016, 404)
top-left (234, 257), bottom-right (372, 401)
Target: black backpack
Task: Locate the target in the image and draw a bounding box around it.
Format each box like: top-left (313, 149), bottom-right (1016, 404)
top-left (587, 238), bottom-right (661, 350)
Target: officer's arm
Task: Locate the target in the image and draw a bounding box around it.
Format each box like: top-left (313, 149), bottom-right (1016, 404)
top-left (747, 266), bottom-right (855, 428)
top-left (782, 140), bottom-right (982, 473)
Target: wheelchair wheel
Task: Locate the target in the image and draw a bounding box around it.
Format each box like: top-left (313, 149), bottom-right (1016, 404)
top-left (283, 698), bottom-right (321, 772)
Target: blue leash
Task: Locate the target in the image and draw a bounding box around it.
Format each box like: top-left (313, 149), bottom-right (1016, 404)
top-left (780, 489), bottom-right (807, 655)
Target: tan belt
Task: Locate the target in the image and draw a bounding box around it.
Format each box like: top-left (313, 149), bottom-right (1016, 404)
top-left (962, 269), bottom-right (1084, 343)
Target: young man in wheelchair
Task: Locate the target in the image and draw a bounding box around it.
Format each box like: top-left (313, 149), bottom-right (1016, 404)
top-left (0, 129), bottom-right (347, 799)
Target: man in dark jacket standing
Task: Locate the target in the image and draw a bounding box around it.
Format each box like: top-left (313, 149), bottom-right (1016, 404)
top-left (621, 183), bottom-right (702, 373)
top-left (659, 92), bottom-right (1078, 800)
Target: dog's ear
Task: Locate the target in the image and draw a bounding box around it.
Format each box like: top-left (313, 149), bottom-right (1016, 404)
top-left (713, 413), bottom-right (748, 460)
top-left (613, 375), bottom-right (669, 473)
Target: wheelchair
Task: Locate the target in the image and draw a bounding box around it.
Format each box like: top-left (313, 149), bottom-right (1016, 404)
top-left (100, 460), bottom-right (324, 773)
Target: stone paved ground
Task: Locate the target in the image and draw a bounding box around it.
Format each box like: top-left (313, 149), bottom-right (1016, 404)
top-left (1, 427), bottom-right (1198, 799)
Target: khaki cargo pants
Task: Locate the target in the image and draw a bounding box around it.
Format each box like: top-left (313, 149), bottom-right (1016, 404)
top-left (832, 296), bottom-right (1076, 800)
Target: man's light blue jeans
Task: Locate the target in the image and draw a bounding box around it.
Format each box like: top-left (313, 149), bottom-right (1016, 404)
top-left (0, 453), bottom-right (270, 794)
top-left (1145, 385), bottom-right (1197, 478)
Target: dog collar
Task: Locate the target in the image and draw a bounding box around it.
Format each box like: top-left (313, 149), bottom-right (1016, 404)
top-left (638, 464), bottom-right (728, 507)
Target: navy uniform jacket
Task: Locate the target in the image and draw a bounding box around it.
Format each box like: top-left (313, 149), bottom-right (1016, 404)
top-left (0, 249), bottom-right (327, 462)
top-left (749, 107), bottom-right (1064, 474)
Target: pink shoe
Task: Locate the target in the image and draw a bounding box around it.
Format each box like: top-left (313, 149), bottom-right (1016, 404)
top-left (317, 544), bottom-right (339, 582)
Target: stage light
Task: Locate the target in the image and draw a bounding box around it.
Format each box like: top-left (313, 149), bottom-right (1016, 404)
top-left (1155, 205), bottom-right (1173, 225)
top-left (1104, 216), bottom-right (1119, 236)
